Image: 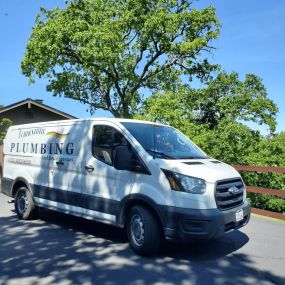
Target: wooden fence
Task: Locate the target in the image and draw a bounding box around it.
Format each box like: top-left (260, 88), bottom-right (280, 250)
top-left (232, 165), bottom-right (285, 220)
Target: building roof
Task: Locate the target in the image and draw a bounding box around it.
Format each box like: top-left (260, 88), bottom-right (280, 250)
top-left (0, 98), bottom-right (77, 120)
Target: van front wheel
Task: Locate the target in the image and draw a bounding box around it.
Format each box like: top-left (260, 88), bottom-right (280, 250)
top-left (15, 187), bottom-right (38, 220)
top-left (127, 206), bottom-right (161, 256)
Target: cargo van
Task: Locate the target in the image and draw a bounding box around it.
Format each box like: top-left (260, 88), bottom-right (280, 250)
top-left (1, 118), bottom-right (250, 255)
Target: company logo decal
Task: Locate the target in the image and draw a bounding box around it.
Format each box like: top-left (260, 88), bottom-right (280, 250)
top-left (10, 128), bottom-right (75, 159)
top-left (47, 132), bottom-right (69, 139)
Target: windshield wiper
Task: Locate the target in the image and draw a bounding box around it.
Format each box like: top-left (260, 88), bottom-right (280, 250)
top-left (145, 149), bottom-right (174, 159)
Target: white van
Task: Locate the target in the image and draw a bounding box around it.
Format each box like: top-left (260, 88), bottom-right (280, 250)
top-left (1, 118), bottom-right (250, 255)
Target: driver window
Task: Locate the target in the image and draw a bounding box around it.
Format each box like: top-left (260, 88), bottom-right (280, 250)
top-left (93, 125), bottom-right (128, 165)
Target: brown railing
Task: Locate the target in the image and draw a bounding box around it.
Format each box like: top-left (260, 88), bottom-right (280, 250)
top-left (232, 165), bottom-right (285, 220)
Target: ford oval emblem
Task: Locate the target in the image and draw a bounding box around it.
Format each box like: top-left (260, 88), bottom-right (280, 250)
top-left (228, 186), bottom-right (239, 195)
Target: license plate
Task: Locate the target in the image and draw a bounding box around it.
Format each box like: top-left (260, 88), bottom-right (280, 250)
top-left (235, 209), bottom-right (244, 222)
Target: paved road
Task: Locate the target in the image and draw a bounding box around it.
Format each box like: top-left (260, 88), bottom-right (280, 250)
top-left (0, 193), bottom-right (284, 285)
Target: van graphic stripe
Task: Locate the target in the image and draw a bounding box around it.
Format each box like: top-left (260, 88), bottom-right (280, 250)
top-left (33, 184), bottom-right (120, 216)
top-left (47, 132), bottom-right (69, 138)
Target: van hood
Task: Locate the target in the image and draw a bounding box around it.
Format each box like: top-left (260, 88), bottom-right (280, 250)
top-left (156, 158), bottom-right (240, 183)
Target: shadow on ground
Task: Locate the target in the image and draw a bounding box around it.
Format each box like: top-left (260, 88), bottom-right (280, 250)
top-left (0, 209), bottom-right (284, 285)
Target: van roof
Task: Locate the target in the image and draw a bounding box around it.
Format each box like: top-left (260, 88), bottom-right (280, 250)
top-left (8, 118), bottom-right (168, 129)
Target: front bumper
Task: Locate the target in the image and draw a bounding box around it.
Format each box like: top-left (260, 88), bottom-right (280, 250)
top-left (161, 199), bottom-right (251, 241)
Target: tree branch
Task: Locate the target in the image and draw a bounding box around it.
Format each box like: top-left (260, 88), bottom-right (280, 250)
top-left (151, 36), bottom-right (159, 53)
top-left (68, 95), bottom-right (109, 112)
top-left (63, 46), bottom-right (119, 87)
top-left (143, 59), bottom-right (178, 83)
top-left (123, 31), bottom-right (138, 47)
top-left (104, 87), bottom-right (119, 116)
top-left (122, 45), bottom-right (147, 95)
top-left (130, 50), bottom-right (163, 93)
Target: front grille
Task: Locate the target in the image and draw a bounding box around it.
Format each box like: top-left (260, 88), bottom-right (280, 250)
top-left (215, 178), bottom-right (244, 210)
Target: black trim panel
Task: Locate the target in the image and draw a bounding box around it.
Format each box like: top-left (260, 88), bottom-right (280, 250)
top-left (34, 185), bottom-right (120, 216)
top-left (34, 186), bottom-right (165, 228)
top-left (1, 178), bottom-right (13, 197)
top-left (161, 199), bottom-right (251, 241)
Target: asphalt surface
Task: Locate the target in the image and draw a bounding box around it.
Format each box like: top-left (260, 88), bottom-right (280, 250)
top-left (0, 193), bottom-right (284, 285)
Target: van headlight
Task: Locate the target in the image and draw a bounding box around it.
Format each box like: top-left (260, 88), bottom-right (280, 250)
top-left (162, 169), bottom-right (206, 194)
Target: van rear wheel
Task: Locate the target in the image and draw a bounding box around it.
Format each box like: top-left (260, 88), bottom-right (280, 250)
top-left (15, 187), bottom-right (38, 220)
top-left (127, 205), bottom-right (161, 256)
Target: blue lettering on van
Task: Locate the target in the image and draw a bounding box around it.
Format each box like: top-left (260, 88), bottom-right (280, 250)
top-left (9, 142), bottom-right (74, 156)
top-left (66, 143), bottom-right (74, 155)
top-left (31, 143), bottom-right (38, 153)
top-left (10, 143), bottom-right (15, 152)
top-left (41, 144), bottom-right (46, 154)
top-left (22, 143), bottom-right (29, 153)
top-left (48, 143), bottom-right (53, 155)
top-left (55, 143), bottom-right (63, 154)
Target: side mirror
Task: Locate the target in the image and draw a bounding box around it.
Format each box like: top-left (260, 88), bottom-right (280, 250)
top-left (114, 145), bottom-right (144, 172)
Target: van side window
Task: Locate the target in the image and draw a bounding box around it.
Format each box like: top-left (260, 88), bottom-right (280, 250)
top-left (93, 125), bottom-right (127, 165)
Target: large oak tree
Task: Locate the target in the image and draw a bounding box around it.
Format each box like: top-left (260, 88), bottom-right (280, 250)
top-left (21, 0), bottom-right (220, 117)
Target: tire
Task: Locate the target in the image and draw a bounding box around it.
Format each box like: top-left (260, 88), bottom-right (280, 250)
top-left (14, 187), bottom-right (38, 220)
top-left (127, 205), bottom-right (161, 256)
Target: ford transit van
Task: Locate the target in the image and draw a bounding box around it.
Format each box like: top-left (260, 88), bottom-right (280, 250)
top-left (1, 118), bottom-right (250, 255)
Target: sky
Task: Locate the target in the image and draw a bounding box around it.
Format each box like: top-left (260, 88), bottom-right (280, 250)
top-left (0, 0), bottom-right (284, 133)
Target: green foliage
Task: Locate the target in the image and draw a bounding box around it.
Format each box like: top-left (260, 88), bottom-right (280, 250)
top-left (190, 72), bottom-right (278, 132)
top-left (21, 0), bottom-right (220, 117)
top-left (0, 118), bottom-right (13, 144)
top-left (248, 193), bottom-right (285, 214)
top-left (240, 132), bottom-right (285, 213)
top-left (241, 132), bottom-right (285, 190)
top-left (138, 71), bottom-right (277, 132)
top-left (138, 72), bottom-right (284, 214)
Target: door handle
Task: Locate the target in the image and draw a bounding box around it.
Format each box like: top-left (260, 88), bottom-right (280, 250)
top-left (56, 161), bottom-right (64, 166)
top-left (85, 165), bottom-right (95, 172)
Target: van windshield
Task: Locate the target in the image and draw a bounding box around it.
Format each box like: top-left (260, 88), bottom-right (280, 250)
top-left (121, 122), bottom-right (208, 160)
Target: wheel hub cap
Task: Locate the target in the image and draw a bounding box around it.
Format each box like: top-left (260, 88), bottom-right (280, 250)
top-left (18, 194), bottom-right (27, 215)
top-left (131, 215), bottom-right (144, 246)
